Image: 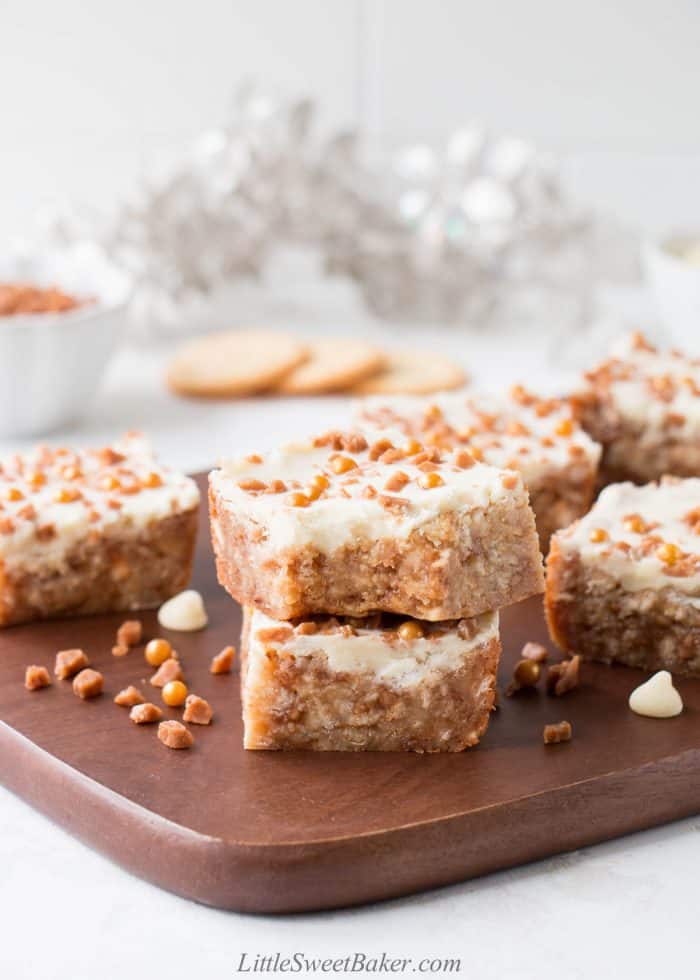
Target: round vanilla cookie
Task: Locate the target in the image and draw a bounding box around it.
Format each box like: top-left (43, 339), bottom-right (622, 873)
top-left (350, 349), bottom-right (466, 395)
top-left (276, 338), bottom-right (385, 395)
top-left (167, 329), bottom-right (309, 398)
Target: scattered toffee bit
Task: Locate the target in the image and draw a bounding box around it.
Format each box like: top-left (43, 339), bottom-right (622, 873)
top-left (130, 702), bottom-right (163, 725)
top-left (116, 619), bottom-right (142, 649)
top-left (25, 665), bottom-right (51, 691)
top-left (111, 644), bottom-right (129, 657)
top-left (145, 637), bottom-right (172, 667)
top-left (505, 658), bottom-right (541, 696)
top-left (0, 282), bottom-right (89, 316)
top-left (150, 658), bottom-right (183, 688)
top-left (521, 641), bottom-right (549, 663)
top-left (162, 680), bottom-right (188, 707)
top-left (543, 720), bottom-right (572, 745)
top-left (210, 645), bottom-right (235, 674)
top-left (54, 648), bottom-right (90, 679)
top-left (546, 656), bottom-right (581, 697)
top-left (72, 668), bottom-right (104, 700)
top-left (114, 685), bottom-right (145, 707)
top-left (182, 694), bottom-right (213, 725)
top-left (158, 720), bottom-right (194, 750)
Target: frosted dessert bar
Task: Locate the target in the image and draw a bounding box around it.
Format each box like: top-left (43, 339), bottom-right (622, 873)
top-left (0, 434), bottom-right (200, 626)
top-left (546, 477), bottom-right (700, 676)
top-left (241, 607), bottom-right (501, 752)
top-left (356, 388), bottom-right (601, 551)
top-left (574, 331), bottom-right (700, 486)
top-left (209, 429), bottom-right (544, 622)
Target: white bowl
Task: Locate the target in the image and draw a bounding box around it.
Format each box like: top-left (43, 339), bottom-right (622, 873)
top-left (642, 234), bottom-right (700, 351)
top-left (0, 243), bottom-right (131, 437)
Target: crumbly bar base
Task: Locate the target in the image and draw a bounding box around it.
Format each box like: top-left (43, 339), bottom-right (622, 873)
top-left (0, 509), bottom-right (198, 627)
top-left (528, 460), bottom-right (598, 552)
top-left (546, 538), bottom-right (700, 676)
top-left (578, 394), bottom-right (700, 487)
top-left (241, 618), bottom-right (500, 753)
top-left (210, 484), bottom-right (543, 621)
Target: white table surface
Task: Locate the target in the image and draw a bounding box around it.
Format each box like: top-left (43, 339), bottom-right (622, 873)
top-left (1, 294), bottom-right (698, 980)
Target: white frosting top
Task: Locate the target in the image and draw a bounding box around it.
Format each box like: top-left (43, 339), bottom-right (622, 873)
top-left (210, 428), bottom-right (527, 553)
top-left (248, 608), bottom-right (499, 689)
top-left (0, 433), bottom-right (200, 573)
top-left (585, 332), bottom-right (700, 442)
top-left (557, 478), bottom-right (700, 597)
top-left (356, 389), bottom-right (601, 488)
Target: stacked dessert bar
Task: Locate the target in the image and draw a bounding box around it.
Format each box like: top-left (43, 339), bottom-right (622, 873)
top-left (209, 428), bottom-right (545, 752)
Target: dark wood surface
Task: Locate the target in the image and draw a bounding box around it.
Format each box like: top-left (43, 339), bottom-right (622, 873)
top-left (1, 473), bottom-right (699, 914)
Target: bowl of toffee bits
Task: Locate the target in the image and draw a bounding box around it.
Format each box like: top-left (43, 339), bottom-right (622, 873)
top-left (0, 243), bottom-right (131, 436)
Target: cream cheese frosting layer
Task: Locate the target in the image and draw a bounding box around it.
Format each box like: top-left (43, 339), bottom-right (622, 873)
top-left (0, 433), bottom-right (200, 573)
top-left (356, 390), bottom-right (601, 487)
top-left (558, 478), bottom-right (700, 596)
top-left (591, 333), bottom-right (700, 441)
top-left (211, 428), bottom-right (526, 553)
top-left (249, 609), bottom-right (499, 689)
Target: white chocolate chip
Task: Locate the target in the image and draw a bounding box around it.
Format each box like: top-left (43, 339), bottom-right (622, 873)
top-left (157, 590), bottom-right (208, 632)
top-left (628, 670), bottom-right (683, 719)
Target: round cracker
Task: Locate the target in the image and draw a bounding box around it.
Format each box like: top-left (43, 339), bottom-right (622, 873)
top-left (276, 338), bottom-right (385, 395)
top-left (167, 329), bottom-right (309, 398)
top-left (350, 349), bottom-right (466, 396)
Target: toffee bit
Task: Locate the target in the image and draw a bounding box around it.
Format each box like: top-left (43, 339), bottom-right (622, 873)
top-left (543, 720), bottom-right (572, 745)
top-left (546, 655), bottom-right (581, 697)
top-left (210, 645), bottom-right (235, 673)
top-left (25, 665), bottom-right (51, 691)
top-left (158, 720), bottom-right (194, 749)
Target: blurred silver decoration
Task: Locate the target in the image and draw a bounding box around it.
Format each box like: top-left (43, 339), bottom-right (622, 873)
top-left (43, 83), bottom-right (639, 332)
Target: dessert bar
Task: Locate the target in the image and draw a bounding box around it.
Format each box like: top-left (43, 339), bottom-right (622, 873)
top-left (356, 388), bottom-right (601, 551)
top-left (546, 477), bottom-right (700, 676)
top-left (0, 434), bottom-right (199, 626)
top-left (209, 429), bottom-right (544, 622)
top-left (241, 607), bottom-right (501, 752)
top-left (574, 331), bottom-right (700, 486)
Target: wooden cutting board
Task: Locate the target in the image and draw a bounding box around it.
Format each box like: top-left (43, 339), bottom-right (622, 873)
top-left (1, 474), bottom-right (699, 914)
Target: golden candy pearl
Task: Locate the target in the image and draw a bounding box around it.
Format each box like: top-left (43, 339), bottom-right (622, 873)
top-left (162, 680), bottom-right (188, 707)
top-left (513, 658), bottom-right (541, 688)
top-left (397, 621), bottom-right (425, 641)
top-left (589, 528), bottom-right (608, 544)
top-left (306, 474), bottom-right (329, 501)
top-left (6, 487), bottom-right (23, 501)
top-left (402, 439), bottom-right (423, 456)
top-left (418, 471), bottom-right (444, 490)
top-left (54, 488), bottom-right (80, 504)
top-left (143, 472), bottom-right (163, 489)
top-left (656, 542), bottom-right (681, 565)
top-left (145, 638), bottom-right (172, 667)
top-left (330, 455), bottom-right (357, 475)
top-left (287, 492), bottom-right (311, 508)
top-left (554, 419), bottom-right (574, 437)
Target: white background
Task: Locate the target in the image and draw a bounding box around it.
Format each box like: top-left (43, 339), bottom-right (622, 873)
top-left (1, 3), bottom-right (700, 978)
top-left (2, 0), bottom-right (700, 237)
